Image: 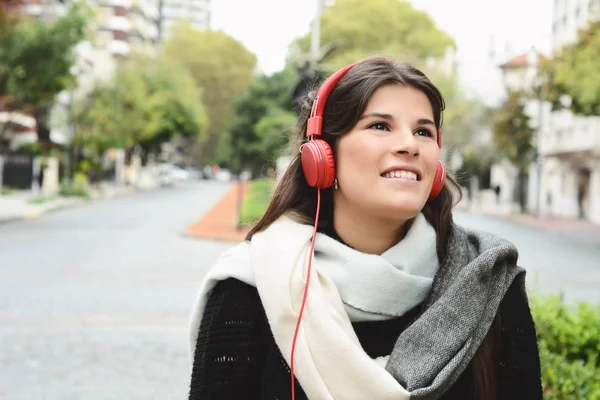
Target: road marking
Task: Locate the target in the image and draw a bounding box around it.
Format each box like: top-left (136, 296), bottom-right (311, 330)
top-left (22, 210), bottom-right (42, 219)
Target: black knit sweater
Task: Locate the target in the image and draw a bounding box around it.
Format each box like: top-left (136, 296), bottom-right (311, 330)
top-left (189, 275), bottom-right (543, 399)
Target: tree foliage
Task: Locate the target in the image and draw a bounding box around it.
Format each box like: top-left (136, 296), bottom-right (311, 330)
top-left (541, 16), bottom-right (600, 116)
top-left (226, 66), bottom-right (297, 173)
top-left (163, 23), bottom-right (257, 162)
top-left (493, 90), bottom-right (535, 171)
top-left (290, 0), bottom-right (455, 70)
top-left (288, 0), bottom-right (478, 150)
top-left (0, 3), bottom-right (91, 141)
top-left (73, 54), bottom-right (207, 159)
top-left (493, 90), bottom-right (535, 211)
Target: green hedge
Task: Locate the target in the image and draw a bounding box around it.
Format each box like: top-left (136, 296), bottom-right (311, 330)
top-left (59, 172), bottom-right (90, 198)
top-left (531, 294), bottom-right (600, 399)
top-left (239, 179), bottom-right (274, 225)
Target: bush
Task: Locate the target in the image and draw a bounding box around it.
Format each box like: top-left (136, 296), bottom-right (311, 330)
top-left (531, 293), bottom-right (600, 399)
top-left (59, 172), bottom-right (90, 198)
top-left (239, 178), bottom-right (274, 225)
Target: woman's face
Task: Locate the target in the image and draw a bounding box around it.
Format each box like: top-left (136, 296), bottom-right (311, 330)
top-left (334, 83), bottom-right (440, 222)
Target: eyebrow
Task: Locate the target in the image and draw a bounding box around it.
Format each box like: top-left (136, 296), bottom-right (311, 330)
top-left (358, 113), bottom-right (436, 127)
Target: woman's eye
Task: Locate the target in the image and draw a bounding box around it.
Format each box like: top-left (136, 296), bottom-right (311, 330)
top-left (415, 128), bottom-right (433, 138)
top-left (368, 122), bottom-right (389, 131)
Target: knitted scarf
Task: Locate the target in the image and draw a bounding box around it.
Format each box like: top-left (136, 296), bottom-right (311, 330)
top-left (189, 213), bottom-right (523, 399)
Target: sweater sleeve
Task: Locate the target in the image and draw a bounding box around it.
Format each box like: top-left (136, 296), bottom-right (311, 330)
top-left (498, 272), bottom-right (543, 400)
top-left (188, 278), bottom-right (266, 400)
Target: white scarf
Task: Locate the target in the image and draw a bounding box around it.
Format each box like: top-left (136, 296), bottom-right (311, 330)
top-left (189, 213), bottom-right (439, 399)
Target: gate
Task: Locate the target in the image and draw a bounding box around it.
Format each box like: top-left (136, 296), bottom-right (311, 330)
top-left (1, 152), bottom-right (34, 189)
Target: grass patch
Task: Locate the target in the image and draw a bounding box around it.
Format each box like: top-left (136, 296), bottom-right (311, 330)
top-left (28, 195), bottom-right (58, 204)
top-left (239, 178), bottom-right (274, 226)
top-left (1, 186), bottom-right (13, 195)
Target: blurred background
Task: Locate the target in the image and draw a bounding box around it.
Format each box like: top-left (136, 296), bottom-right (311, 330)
top-left (0, 0), bottom-right (599, 398)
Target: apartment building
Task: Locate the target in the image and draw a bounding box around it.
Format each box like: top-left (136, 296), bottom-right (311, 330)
top-left (156, 0), bottom-right (210, 41)
top-left (539, 0), bottom-right (600, 222)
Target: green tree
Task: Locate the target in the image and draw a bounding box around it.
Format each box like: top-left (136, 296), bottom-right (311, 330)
top-left (291, 0), bottom-right (455, 70)
top-left (492, 90), bottom-right (535, 211)
top-left (72, 54), bottom-right (207, 167)
top-left (287, 0), bottom-right (478, 151)
top-left (133, 55), bottom-right (208, 158)
top-left (226, 66), bottom-right (297, 174)
top-left (541, 13), bottom-right (600, 115)
top-left (163, 22), bottom-right (257, 164)
top-left (0, 3), bottom-right (91, 143)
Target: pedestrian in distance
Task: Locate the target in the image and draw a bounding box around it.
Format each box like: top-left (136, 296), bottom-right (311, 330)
top-left (188, 56), bottom-right (543, 400)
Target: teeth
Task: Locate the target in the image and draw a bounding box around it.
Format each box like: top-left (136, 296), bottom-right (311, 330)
top-left (383, 170), bottom-right (418, 180)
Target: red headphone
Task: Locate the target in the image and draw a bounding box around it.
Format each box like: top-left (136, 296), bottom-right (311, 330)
top-left (300, 60), bottom-right (447, 200)
top-left (289, 59), bottom-right (446, 399)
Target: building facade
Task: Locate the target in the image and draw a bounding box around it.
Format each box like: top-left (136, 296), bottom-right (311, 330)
top-left (539, 0), bottom-right (600, 223)
top-left (156, 0), bottom-right (210, 41)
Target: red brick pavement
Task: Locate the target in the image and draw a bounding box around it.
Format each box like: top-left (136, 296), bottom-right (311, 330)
top-left (184, 182), bottom-right (250, 243)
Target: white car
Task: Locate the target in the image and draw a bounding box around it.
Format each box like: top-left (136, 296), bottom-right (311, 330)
top-left (156, 164), bottom-right (190, 185)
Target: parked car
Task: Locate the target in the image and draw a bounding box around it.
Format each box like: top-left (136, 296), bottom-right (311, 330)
top-left (156, 163), bottom-right (189, 186)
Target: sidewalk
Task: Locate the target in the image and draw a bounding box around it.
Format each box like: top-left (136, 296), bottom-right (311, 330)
top-left (483, 210), bottom-right (600, 247)
top-left (0, 184), bottom-right (137, 225)
top-left (461, 197), bottom-right (600, 247)
top-left (184, 181), bottom-right (250, 242)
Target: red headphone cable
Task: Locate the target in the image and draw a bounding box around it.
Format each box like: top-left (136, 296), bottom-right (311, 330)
top-left (290, 188), bottom-right (321, 400)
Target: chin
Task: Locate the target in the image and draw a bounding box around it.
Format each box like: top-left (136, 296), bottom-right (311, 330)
top-left (375, 199), bottom-right (425, 221)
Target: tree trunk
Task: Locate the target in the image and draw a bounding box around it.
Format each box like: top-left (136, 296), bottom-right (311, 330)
top-left (517, 168), bottom-right (528, 213)
top-left (33, 106), bottom-right (51, 143)
top-left (0, 120), bottom-right (12, 141)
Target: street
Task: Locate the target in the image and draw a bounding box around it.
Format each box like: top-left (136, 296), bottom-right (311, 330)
top-left (0, 180), bottom-right (598, 399)
top-left (454, 211), bottom-right (600, 304)
top-left (0, 181), bottom-right (233, 400)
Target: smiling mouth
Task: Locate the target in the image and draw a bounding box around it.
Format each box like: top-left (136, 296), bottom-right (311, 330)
top-left (381, 170), bottom-right (420, 181)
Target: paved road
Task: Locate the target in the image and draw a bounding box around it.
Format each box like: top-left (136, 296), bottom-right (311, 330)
top-left (0, 181), bottom-right (233, 400)
top-left (454, 210), bottom-right (600, 304)
top-left (0, 183), bottom-right (598, 399)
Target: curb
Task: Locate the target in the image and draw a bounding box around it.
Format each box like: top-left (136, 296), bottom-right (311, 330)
top-left (0, 198), bottom-right (88, 226)
top-left (181, 229), bottom-right (248, 243)
top-left (0, 187), bottom-right (138, 226)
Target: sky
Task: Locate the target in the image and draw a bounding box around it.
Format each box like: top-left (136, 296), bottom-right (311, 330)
top-left (211, 0), bottom-right (554, 105)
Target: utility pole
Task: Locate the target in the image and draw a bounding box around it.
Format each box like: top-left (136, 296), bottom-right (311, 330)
top-left (310, 0), bottom-right (324, 61)
top-left (156, 0), bottom-right (164, 43)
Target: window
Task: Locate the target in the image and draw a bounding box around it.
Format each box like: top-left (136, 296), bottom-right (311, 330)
top-left (95, 30), bottom-right (112, 47)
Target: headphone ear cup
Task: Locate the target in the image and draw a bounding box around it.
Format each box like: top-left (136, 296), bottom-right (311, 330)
top-left (301, 139), bottom-right (336, 189)
top-left (428, 161), bottom-right (446, 202)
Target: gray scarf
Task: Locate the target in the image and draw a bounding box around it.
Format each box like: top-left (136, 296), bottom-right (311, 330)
top-left (386, 223), bottom-right (524, 399)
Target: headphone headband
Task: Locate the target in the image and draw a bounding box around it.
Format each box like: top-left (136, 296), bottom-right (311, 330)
top-left (307, 61), bottom-right (359, 139)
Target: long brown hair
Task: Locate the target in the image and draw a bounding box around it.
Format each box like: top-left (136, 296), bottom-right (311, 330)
top-left (247, 56), bottom-right (461, 260)
top-left (246, 56), bottom-right (497, 397)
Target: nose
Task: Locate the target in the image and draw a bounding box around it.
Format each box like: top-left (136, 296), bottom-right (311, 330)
top-left (391, 128), bottom-right (419, 157)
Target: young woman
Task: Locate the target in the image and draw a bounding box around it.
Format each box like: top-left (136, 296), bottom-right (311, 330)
top-left (188, 57), bottom-right (543, 400)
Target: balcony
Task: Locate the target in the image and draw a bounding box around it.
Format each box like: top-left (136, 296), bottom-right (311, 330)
top-left (96, 0), bottom-right (132, 7)
top-left (98, 15), bottom-right (131, 32)
top-left (541, 112), bottom-right (600, 157)
top-left (108, 39), bottom-right (130, 56)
